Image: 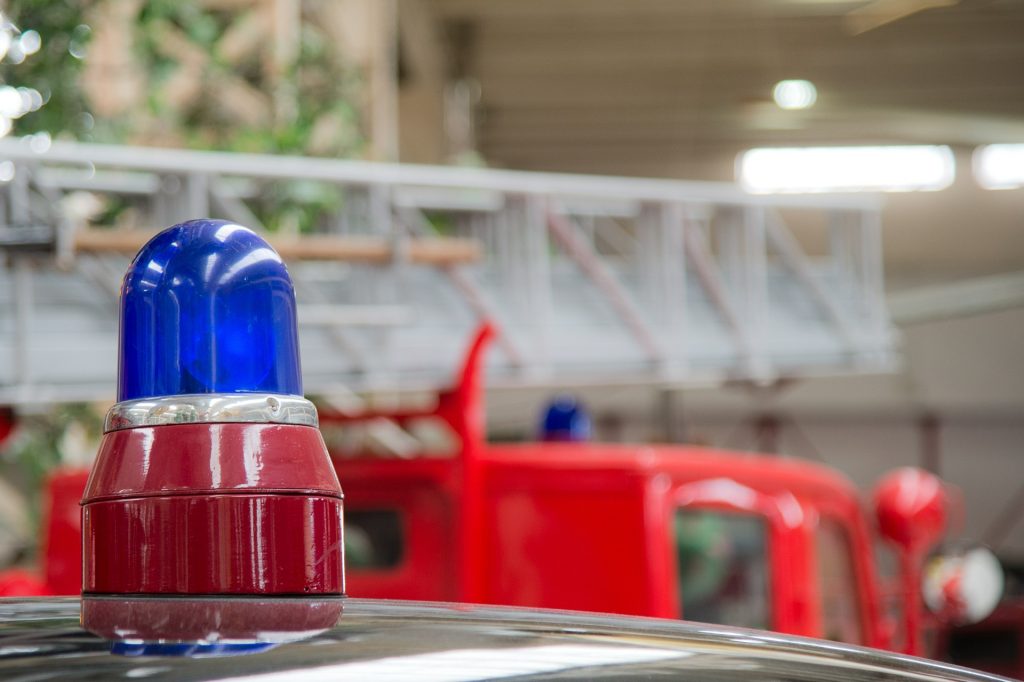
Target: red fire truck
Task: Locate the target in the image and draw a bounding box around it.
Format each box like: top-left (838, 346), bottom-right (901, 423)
top-left (0, 325), bottom-right (984, 659)
top-left (324, 325), bottom-right (963, 656)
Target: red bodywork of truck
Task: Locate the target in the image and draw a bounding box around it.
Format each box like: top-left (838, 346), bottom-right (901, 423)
top-left (328, 326), bottom-right (892, 649)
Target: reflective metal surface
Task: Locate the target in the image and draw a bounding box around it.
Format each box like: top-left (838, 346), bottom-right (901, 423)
top-left (104, 394), bottom-right (318, 432)
top-left (0, 598), bottom-right (1010, 681)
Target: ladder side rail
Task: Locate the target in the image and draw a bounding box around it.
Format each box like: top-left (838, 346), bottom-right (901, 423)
top-left (0, 139), bottom-right (884, 211)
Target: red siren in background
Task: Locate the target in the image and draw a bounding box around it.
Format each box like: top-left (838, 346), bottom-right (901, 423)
top-left (873, 466), bottom-right (948, 552)
top-left (871, 467), bottom-right (949, 655)
top-left (81, 220), bottom-right (344, 652)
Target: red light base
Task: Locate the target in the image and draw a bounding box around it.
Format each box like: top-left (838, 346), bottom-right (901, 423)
top-left (81, 595), bottom-right (344, 643)
top-left (82, 422), bottom-right (345, 596)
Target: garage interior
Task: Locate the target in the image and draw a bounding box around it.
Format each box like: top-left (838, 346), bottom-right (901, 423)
top-left (0, 0), bottom-right (1022, 612)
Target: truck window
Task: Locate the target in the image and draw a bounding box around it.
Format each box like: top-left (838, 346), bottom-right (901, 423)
top-left (674, 509), bottom-right (770, 629)
top-left (817, 516), bottom-right (863, 644)
top-left (346, 510), bottom-right (404, 569)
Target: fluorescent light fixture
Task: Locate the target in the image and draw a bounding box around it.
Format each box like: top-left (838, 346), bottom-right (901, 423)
top-left (738, 145), bottom-right (955, 193)
top-left (973, 144), bottom-right (1024, 190)
top-left (773, 80), bottom-right (817, 110)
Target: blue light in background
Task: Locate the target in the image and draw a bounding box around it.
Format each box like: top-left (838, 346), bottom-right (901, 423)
top-left (118, 219), bottom-right (302, 401)
top-left (539, 395), bottom-right (592, 442)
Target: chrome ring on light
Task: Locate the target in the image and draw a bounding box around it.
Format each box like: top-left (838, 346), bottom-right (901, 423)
top-left (104, 394), bottom-right (319, 432)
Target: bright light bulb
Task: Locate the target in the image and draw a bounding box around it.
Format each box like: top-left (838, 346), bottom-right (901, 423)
top-left (738, 145), bottom-right (955, 193)
top-left (773, 79), bottom-right (817, 110)
top-left (973, 144), bottom-right (1024, 190)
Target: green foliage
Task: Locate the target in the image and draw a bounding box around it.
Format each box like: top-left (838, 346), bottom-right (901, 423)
top-left (2, 1), bottom-right (367, 235)
top-left (0, 1), bottom-right (91, 139)
top-left (3, 1), bottom-right (365, 157)
top-left (0, 404), bottom-right (103, 532)
top-left (134, 2), bottom-right (365, 158)
top-left (259, 180), bottom-right (344, 234)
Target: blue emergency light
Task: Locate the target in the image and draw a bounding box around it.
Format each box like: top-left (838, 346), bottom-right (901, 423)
top-left (117, 219), bottom-right (302, 401)
top-left (83, 218), bottom-right (345, 654)
top-left (540, 395), bottom-right (592, 442)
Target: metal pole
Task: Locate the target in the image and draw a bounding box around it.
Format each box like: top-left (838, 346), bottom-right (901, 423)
top-left (753, 413), bottom-right (780, 454)
top-left (983, 479), bottom-right (1024, 550)
top-left (659, 387), bottom-right (687, 443)
top-left (13, 258), bottom-right (33, 388)
top-left (526, 195), bottom-right (553, 372)
top-left (186, 174), bottom-right (210, 221)
top-left (919, 413), bottom-right (941, 475)
top-left (861, 208), bottom-right (887, 337)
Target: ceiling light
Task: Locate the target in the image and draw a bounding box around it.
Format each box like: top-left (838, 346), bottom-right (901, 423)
top-left (738, 145), bottom-right (955, 193)
top-left (772, 80), bottom-right (817, 110)
top-left (973, 144), bottom-right (1024, 190)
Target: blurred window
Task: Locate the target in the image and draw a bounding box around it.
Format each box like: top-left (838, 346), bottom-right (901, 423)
top-left (346, 509), bottom-right (404, 569)
top-left (817, 516), bottom-right (864, 644)
top-left (674, 509), bottom-right (770, 629)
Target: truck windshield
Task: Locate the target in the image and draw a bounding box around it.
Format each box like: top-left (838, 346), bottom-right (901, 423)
top-left (674, 509), bottom-right (770, 629)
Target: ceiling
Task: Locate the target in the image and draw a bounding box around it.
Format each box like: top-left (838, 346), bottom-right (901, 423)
top-left (433, 0), bottom-right (1024, 171)
top-left (427, 0), bottom-right (1024, 283)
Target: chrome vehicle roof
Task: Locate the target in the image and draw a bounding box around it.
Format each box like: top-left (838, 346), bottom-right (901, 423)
top-left (0, 598), bottom-right (1010, 682)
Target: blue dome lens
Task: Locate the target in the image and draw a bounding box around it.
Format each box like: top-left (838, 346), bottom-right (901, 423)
top-left (539, 395), bottom-right (592, 442)
top-left (118, 219), bottom-right (302, 401)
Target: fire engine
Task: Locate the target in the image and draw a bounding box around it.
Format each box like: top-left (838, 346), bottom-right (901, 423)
top-left (321, 325), bottom-right (975, 657)
top-left (0, 220), bottom-right (998, 663)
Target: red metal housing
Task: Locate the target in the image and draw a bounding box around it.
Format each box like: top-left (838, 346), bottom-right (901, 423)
top-left (82, 422), bottom-right (344, 596)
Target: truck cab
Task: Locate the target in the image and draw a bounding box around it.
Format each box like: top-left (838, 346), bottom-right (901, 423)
top-left (343, 439), bottom-right (881, 643)
top-left (328, 326), bottom-right (939, 653)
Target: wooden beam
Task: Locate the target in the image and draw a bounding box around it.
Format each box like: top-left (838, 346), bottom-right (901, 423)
top-left (73, 229), bottom-right (481, 266)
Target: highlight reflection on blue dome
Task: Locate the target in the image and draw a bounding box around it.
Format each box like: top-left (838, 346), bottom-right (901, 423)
top-left (118, 219), bottom-right (302, 401)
